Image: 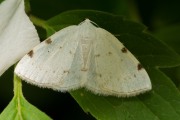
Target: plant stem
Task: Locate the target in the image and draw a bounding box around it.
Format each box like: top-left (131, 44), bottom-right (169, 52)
top-left (24, 0), bottom-right (31, 14)
top-left (13, 74), bottom-right (23, 97)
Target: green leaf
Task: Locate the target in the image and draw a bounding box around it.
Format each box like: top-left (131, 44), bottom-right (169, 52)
top-left (70, 68), bottom-right (180, 120)
top-left (0, 74), bottom-right (52, 120)
top-left (70, 90), bottom-right (156, 120)
top-left (42, 10), bottom-right (180, 120)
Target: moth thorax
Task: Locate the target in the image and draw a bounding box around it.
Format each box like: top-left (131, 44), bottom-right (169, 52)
top-left (80, 36), bottom-right (92, 70)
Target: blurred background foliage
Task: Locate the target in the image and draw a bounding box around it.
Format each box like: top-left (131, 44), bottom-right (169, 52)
top-left (0, 0), bottom-right (180, 119)
top-left (29, 0), bottom-right (180, 30)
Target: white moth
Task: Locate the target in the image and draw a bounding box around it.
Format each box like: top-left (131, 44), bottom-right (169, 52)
top-left (15, 19), bottom-right (152, 97)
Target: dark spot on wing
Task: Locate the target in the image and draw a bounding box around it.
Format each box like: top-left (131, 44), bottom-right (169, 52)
top-left (63, 70), bottom-right (69, 74)
top-left (99, 74), bottom-right (102, 78)
top-left (137, 63), bottom-right (143, 70)
top-left (27, 50), bottom-right (33, 58)
top-left (45, 38), bottom-right (52, 44)
top-left (108, 52), bottom-right (112, 55)
top-left (69, 51), bottom-right (72, 54)
top-left (134, 74), bottom-right (136, 78)
top-left (95, 54), bottom-right (100, 57)
top-left (81, 68), bottom-right (88, 72)
top-left (60, 46), bottom-right (62, 49)
top-left (121, 47), bottom-right (127, 53)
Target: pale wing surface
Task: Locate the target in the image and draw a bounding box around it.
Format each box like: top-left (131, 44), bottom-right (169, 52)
top-left (85, 27), bottom-right (151, 97)
top-left (15, 26), bottom-right (85, 91)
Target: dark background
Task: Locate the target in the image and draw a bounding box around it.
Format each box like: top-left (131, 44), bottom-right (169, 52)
top-left (0, 0), bottom-right (180, 119)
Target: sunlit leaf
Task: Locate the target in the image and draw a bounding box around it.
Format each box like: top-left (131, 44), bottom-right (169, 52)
top-left (0, 74), bottom-right (52, 120)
